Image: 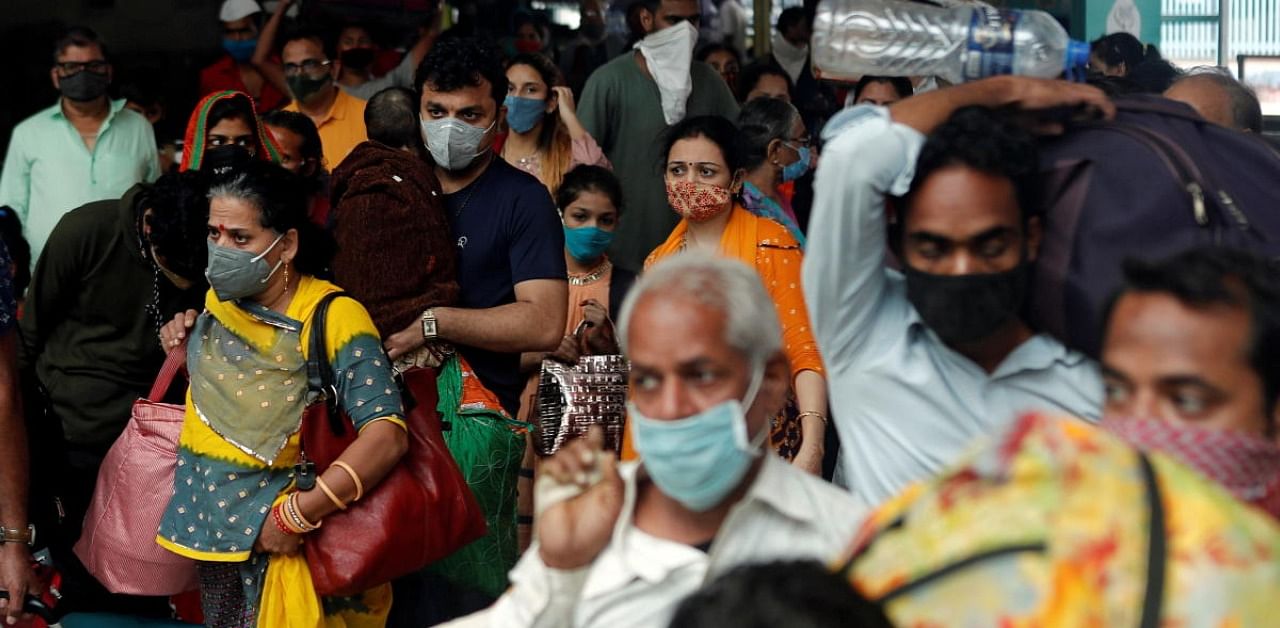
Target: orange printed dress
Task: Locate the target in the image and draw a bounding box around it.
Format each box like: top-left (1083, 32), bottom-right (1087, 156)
top-left (634, 204), bottom-right (825, 460)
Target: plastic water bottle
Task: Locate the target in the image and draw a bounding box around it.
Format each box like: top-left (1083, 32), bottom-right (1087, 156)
top-left (811, 0), bottom-right (1091, 84)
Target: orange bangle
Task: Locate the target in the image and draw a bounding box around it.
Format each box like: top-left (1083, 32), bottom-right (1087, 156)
top-left (315, 476), bottom-right (347, 511)
top-left (330, 461), bottom-right (364, 502)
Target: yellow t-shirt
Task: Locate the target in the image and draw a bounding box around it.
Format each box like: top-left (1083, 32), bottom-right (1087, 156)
top-left (285, 87), bottom-right (367, 169)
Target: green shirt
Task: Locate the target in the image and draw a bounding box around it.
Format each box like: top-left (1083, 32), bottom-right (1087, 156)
top-left (578, 54), bottom-right (739, 271)
top-left (0, 99), bottom-right (159, 262)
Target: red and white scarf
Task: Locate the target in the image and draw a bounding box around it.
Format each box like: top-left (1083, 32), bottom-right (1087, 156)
top-left (1105, 417), bottom-right (1280, 520)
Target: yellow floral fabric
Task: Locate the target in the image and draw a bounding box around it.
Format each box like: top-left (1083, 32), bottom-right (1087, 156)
top-left (842, 414), bottom-right (1280, 627)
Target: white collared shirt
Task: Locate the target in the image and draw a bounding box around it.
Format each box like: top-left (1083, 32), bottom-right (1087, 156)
top-left (446, 456), bottom-right (864, 628)
top-left (802, 106), bottom-right (1103, 509)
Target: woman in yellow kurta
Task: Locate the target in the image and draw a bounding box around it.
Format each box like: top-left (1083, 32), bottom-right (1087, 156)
top-left (156, 161), bottom-right (408, 627)
top-left (643, 115), bottom-right (828, 474)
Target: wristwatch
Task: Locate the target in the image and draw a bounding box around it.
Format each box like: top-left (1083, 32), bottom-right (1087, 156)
top-left (0, 523), bottom-right (35, 547)
top-left (421, 309), bottom-right (439, 341)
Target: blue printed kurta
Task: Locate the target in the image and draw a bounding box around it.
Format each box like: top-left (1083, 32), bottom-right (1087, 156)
top-left (158, 275), bottom-right (404, 561)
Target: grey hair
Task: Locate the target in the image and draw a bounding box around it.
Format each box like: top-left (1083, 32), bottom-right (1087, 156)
top-left (1175, 67), bottom-right (1263, 133)
top-left (208, 173), bottom-right (263, 212)
top-left (617, 252), bottom-right (783, 366)
top-left (737, 97), bottom-right (802, 171)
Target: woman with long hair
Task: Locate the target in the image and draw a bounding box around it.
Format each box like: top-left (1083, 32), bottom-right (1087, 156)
top-left (500, 52), bottom-right (610, 195)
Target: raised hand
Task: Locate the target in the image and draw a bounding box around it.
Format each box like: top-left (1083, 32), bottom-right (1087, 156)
top-left (535, 427), bottom-right (624, 570)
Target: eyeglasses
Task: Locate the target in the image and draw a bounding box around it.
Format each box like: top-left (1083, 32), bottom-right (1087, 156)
top-left (55, 61), bottom-right (109, 75)
top-left (283, 59), bottom-right (333, 77)
top-left (786, 136), bottom-right (812, 148)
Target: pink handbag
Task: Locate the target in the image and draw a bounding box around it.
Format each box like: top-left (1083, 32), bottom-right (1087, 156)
top-left (74, 347), bottom-right (199, 595)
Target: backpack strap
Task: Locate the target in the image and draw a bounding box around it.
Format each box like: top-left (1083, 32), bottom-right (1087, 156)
top-left (306, 291), bottom-right (350, 437)
top-left (1136, 451), bottom-right (1166, 628)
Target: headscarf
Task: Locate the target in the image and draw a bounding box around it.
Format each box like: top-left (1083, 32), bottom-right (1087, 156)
top-left (180, 90), bottom-right (283, 171)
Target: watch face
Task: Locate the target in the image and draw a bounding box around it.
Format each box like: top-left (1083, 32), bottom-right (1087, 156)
top-left (423, 319), bottom-right (438, 337)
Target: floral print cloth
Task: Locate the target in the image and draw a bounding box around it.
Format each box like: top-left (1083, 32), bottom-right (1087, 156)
top-left (840, 414), bottom-right (1280, 627)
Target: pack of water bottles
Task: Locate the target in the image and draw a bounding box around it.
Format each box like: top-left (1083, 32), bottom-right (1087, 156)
top-left (811, 0), bottom-right (1091, 83)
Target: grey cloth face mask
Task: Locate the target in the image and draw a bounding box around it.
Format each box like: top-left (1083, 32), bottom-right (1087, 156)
top-left (420, 116), bottom-right (496, 171)
top-left (205, 234), bottom-right (284, 302)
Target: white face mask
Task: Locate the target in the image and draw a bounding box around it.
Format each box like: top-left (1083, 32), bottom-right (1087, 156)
top-left (635, 21), bottom-right (698, 125)
top-left (771, 31), bottom-right (809, 84)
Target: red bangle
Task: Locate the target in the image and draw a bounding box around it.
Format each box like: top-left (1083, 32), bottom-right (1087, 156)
top-left (271, 502), bottom-right (298, 536)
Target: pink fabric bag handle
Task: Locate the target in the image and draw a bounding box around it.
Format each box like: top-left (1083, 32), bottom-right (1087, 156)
top-left (148, 342), bottom-right (188, 402)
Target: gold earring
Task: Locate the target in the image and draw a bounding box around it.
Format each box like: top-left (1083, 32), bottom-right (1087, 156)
top-left (283, 265), bottom-right (290, 294)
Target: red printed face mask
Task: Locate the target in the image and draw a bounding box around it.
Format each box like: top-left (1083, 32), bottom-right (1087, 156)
top-left (667, 180), bottom-right (731, 223)
top-left (1104, 416), bottom-right (1280, 520)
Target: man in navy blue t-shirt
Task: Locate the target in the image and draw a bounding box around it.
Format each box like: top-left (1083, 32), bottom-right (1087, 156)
top-left (382, 37), bottom-right (567, 416)
top-left (381, 37), bottom-right (567, 625)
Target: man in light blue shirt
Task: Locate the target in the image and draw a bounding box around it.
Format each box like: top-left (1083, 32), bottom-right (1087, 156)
top-left (0, 27), bottom-right (158, 261)
top-left (803, 77), bottom-right (1116, 508)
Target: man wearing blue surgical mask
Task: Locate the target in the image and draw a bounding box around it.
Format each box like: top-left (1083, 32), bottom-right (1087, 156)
top-left (199, 0), bottom-right (287, 112)
top-left (449, 253), bottom-right (863, 628)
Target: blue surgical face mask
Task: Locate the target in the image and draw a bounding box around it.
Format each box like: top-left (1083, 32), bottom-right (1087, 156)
top-left (629, 367), bottom-right (767, 512)
top-left (563, 225), bottom-right (614, 262)
top-left (504, 95), bottom-right (547, 134)
top-left (222, 38), bottom-right (258, 63)
top-left (205, 233), bottom-right (285, 302)
top-left (781, 144), bottom-right (811, 182)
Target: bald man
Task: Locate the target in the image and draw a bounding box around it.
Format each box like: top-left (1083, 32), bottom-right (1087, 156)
top-left (1164, 72), bottom-right (1263, 133)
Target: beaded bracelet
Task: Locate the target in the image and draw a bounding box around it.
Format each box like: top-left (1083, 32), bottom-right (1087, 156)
top-left (272, 501), bottom-right (300, 536)
top-left (285, 493), bottom-right (321, 533)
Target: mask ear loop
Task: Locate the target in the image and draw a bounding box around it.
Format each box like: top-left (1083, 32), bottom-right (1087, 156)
top-left (253, 233), bottom-right (287, 285)
top-left (740, 363), bottom-right (771, 451)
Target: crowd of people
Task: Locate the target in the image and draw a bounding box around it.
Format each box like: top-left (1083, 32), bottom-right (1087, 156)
top-left (0, 0), bottom-right (1277, 627)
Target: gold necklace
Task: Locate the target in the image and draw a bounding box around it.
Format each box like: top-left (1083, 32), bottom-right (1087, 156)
top-left (569, 259), bottom-right (612, 285)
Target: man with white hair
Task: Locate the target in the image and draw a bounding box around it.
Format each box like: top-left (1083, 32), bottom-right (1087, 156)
top-left (449, 252), bottom-right (863, 628)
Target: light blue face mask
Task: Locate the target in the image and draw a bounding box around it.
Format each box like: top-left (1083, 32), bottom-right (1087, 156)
top-left (781, 143), bottom-right (811, 182)
top-left (504, 95), bottom-right (547, 134)
top-left (205, 233), bottom-right (284, 302)
top-left (629, 367), bottom-right (767, 512)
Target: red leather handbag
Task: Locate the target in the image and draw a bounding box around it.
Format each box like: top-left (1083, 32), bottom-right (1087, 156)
top-left (300, 293), bottom-right (486, 597)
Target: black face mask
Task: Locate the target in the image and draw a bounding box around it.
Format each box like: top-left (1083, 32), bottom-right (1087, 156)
top-left (904, 262), bottom-right (1032, 346)
top-left (339, 47), bottom-right (376, 71)
top-left (59, 70), bottom-right (110, 102)
top-left (287, 74), bottom-right (332, 104)
top-left (202, 144), bottom-right (254, 175)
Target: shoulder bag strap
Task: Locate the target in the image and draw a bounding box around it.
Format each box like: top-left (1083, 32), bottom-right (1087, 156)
top-left (148, 342), bottom-right (189, 402)
top-left (1137, 451), bottom-right (1166, 628)
top-left (307, 291), bottom-right (349, 436)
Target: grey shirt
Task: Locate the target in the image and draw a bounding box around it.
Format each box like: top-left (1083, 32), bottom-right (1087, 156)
top-left (338, 51), bottom-right (418, 101)
top-left (578, 53), bottom-right (740, 271)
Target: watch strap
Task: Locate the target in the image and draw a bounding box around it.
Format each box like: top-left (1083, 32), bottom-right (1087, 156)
top-left (0, 524), bottom-right (35, 547)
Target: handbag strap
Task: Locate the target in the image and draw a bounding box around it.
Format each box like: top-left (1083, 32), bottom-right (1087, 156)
top-left (306, 291), bottom-right (350, 437)
top-left (148, 342), bottom-right (188, 402)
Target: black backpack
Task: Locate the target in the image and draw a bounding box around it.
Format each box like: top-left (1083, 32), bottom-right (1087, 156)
top-left (1030, 95), bottom-right (1280, 357)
